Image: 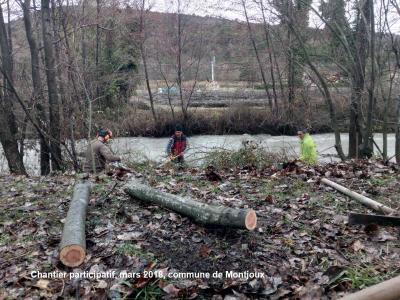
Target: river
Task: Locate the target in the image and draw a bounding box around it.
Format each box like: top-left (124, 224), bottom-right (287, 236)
top-left (0, 133), bottom-right (396, 175)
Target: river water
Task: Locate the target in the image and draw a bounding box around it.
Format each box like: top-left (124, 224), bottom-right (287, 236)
top-left (0, 133), bottom-right (396, 175)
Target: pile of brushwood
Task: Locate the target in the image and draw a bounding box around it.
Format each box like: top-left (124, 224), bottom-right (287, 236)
top-left (0, 159), bottom-right (399, 299)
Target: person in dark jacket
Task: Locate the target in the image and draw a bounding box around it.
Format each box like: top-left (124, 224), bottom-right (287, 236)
top-left (83, 128), bottom-right (121, 173)
top-left (166, 124), bottom-right (188, 163)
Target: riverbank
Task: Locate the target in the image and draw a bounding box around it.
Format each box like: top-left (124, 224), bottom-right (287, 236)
top-left (77, 92), bottom-right (397, 138)
top-left (4, 132), bottom-right (399, 175)
top-left (1, 159), bottom-right (399, 298)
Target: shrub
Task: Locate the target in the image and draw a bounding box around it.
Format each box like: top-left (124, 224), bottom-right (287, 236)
top-left (202, 145), bottom-right (294, 170)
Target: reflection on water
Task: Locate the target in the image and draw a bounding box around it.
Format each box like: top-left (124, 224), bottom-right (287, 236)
top-left (0, 133), bottom-right (396, 175)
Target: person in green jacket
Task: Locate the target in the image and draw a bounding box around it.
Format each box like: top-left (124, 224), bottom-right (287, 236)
top-left (298, 130), bottom-right (317, 165)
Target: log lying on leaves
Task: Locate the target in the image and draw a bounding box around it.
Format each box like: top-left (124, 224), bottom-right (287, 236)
top-left (321, 178), bottom-right (396, 215)
top-left (349, 213), bottom-right (400, 227)
top-left (339, 275), bottom-right (400, 300)
top-left (59, 182), bottom-right (91, 267)
top-left (125, 180), bottom-right (257, 230)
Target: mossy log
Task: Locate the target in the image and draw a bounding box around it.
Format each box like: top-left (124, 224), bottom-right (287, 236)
top-left (59, 182), bottom-right (91, 267)
top-left (125, 180), bottom-right (257, 230)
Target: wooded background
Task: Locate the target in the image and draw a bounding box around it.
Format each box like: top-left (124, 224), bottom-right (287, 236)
top-left (1, 0), bottom-right (400, 175)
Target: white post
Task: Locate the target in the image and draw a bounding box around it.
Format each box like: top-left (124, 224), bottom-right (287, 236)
top-left (211, 56), bottom-right (215, 81)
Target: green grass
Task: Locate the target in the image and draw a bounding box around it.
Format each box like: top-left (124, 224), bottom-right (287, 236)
top-left (116, 243), bottom-right (155, 260)
top-left (133, 283), bottom-right (163, 300)
top-left (338, 266), bottom-right (399, 289)
top-left (291, 180), bottom-right (307, 193)
top-left (0, 233), bottom-right (11, 246)
top-left (368, 175), bottom-right (396, 187)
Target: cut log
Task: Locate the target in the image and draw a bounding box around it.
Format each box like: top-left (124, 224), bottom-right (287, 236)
top-left (125, 180), bottom-right (257, 230)
top-left (349, 213), bottom-right (400, 227)
top-left (321, 178), bottom-right (396, 215)
top-left (59, 182), bottom-right (91, 267)
top-left (339, 275), bottom-right (400, 300)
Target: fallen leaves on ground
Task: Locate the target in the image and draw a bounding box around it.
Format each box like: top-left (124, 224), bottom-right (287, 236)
top-left (0, 159), bottom-right (399, 299)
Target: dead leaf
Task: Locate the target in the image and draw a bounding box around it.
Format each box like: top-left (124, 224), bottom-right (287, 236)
top-left (163, 284), bottom-right (181, 297)
top-left (265, 195), bottom-right (273, 204)
top-left (96, 280), bottom-right (108, 289)
top-left (117, 232), bottom-right (143, 240)
top-left (34, 279), bottom-right (50, 290)
top-left (351, 240), bottom-right (365, 252)
top-left (130, 215), bottom-right (140, 223)
top-left (200, 245), bottom-right (211, 257)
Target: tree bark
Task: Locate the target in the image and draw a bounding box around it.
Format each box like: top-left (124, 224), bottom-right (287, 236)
top-left (360, 0), bottom-right (375, 158)
top-left (176, 8), bottom-right (186, 121)
top-left (59, 182), bottom-right (91, 267)
top-left (22, 0), bottom-right (51, 175)
top-left (138, 0), bottom-right (157, 123)
top-left (0, 4), bottom-right (26, 175)
top-left (396, 96), bottom-right (400, 164)
top-left (242, 0), bottom-right (273, 110)
top-left (260, 3), bottom-right (278, 108)
top-left (42, 0), bottom-right (62, 171)
top-left (321, 178), bottom-right (396, 215)
top-left (95, 0), bottom-right (100, 102)
top-left (125, 180), bottom-right (257, 230)
top-left (349, 1), bottom-right (370, 158)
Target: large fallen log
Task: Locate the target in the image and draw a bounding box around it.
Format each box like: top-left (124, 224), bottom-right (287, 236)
top-left (349, 212), bottom-right (400, 227)
top-left (59, 182), bottom-right (91, 267)
top-left (125, 180), bottom-right (257, 230)
top-left (339, 275), bottom-right (400, 300)
top-left (321, 178), bottom-right (396, 215)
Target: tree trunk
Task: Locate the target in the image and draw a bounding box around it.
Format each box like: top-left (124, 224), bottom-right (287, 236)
top-left (0, 4), bottom-right (26, 175)
top-left (360, 0), bottom-right (375, 158)
top-left (6, 0), bottom-right (12, 77)
top-left (81, 0), bottom-right (87, 67)
top-left (396, 96), bottom-right (400, 164)
top-left (349, 90), bottom-right (363, 158)
top-left (289, 22), bottom-right (345, 160)
top-left (138, 1), bottom-right (157, 123)
top-left (22, 0), bottom-right (51, 175)
top-left (262, 21), bottom-right (278, 108)
top-left (141, 47), bottom-right (157, 123)
top-left (59, 182), bottom-right (91, 267)
top-left (95, 0), bottom-right (100, 102)
top-left (242, 0), bottom-right (273, 110)
top-left (338, 275), bottom-right (400, 300)
top-left (125, 180), bottom-right (257, 230)
top-left (176, 10), bottom-right (186, 121)
top-left (321, 178), bottom-right (396, 215)
top-left (41, 0), bottom-right (62, 171)
top-left (348, 2), bottom-right (370, 158)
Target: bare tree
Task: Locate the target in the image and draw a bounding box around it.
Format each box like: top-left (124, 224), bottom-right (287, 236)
top-left (21, 0), bottom-right (51, 174)
top-left (128, 0), bottom-right (158, 123)
top-left (41, 0), bottom-right (62, 170)
top-left (241, 0), bottom-right (273, 110)
top-left (287, 19), bottom-right (345, 160)
top-left (0, 4), bottom-right (27, 174)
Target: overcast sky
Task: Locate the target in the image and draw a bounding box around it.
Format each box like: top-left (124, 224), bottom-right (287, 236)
top-left (3, 0), bottom-right (400, 33)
